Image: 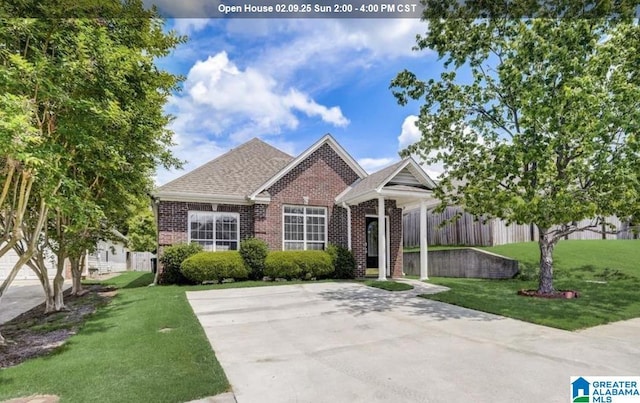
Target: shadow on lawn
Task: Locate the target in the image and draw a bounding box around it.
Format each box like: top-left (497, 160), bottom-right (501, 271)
top-left (120, 273), bottom-right (155, 289)
top-left (317, 284), bottom-right (503, 323)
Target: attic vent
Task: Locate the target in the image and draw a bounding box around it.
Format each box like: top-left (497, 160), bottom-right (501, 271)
top-left (388, 167), bottom-right (422, 187)
top-left (187, 203), bottom-right (213, 211)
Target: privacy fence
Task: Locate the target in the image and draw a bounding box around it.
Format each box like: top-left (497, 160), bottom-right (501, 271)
top-left (403, 206), bottom-right (638, 247)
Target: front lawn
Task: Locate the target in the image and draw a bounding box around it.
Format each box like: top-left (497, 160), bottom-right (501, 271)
top-left (0, 272), bottom-right (229, 402)
top-left (0, 273), bottom-right (339, 402)
top-left (365, 280), bottom-right (414, 291)
top-left (421, 240), bottom-right (640, 330)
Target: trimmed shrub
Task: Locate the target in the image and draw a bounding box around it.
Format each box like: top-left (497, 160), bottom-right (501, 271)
top-left (326, 244), bottom-right (356, 279)
top-left (264, 250), bottom-right (333, 280)
top-left (181, 251), bottom-right (249, 284)
top-left (239, 238), bottom-right (269, 280)
top-left (158, 243), bottom-right (203, 285)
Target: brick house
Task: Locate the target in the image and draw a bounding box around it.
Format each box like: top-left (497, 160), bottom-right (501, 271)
top-left (152, 134), bottom-right (437, 279)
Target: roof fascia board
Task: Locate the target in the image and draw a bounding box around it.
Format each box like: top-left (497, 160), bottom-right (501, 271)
top-left (374, 158), bottom-right (437, 193)
top-left (374, 159), bottom-right (411, 193)
top-left (407, 156), bottom-right (438, 189)
top-left (153, 191), bottom-right (253, 205)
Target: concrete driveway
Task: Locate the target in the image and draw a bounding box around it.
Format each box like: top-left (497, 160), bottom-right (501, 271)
top-left (187, 282), bottom-right (640, 403)
top-left (0, 280), bottom-right (73, 325)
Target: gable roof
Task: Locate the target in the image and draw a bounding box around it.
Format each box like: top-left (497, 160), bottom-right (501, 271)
top-left (154, 138), bottom-right (293, 203)
top-left (336, 157), bottom-right (437, 207)
top-left (248, 133), bottom-right (368, 201)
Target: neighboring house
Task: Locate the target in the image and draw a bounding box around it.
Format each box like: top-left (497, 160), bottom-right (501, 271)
top-left (152, 134), bottom-right (438, 279)
top-left (0, 232), bottom-right (134, 282)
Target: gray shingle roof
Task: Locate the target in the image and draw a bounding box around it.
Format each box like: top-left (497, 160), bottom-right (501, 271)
top-left (156, 138), bottom-right (293, 198)
top-left (338, 160), bottom-right (406, 203)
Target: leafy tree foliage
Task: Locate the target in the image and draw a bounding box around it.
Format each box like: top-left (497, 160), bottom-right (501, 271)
top-left (0, 0), bottom-right (184, 316)
top-left (391, 2), bottom-right (640, 293)
top-left (126, 207), bottom-right (157, 253)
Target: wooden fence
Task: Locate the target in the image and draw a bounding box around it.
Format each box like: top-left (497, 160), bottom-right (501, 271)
top-left (128, 252), bottom-right (156, 272)
top-left (403, 206), bottom-right (635, 247)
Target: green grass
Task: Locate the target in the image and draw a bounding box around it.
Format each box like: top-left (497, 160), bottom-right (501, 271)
top-left (0, 272), bottom-right (229, 403)
top-left (0, 274), bottom-right (343, 402)
top-left (421, 240), bottom-right (640, 330)
top-left (365, 280), bottom-right (414, 291)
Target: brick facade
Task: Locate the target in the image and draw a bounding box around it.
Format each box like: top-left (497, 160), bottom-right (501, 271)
top-left (156, 142), bottom-right (405, 280)
top-left (350, 199), bottom-right (403, 279)
top-left (157, 201), bottom-right (253, 248)
top-left (257, 143), bottom-right (359, 250)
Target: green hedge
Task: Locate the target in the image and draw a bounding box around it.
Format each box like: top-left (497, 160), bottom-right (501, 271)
top-left (239, 238), bottom-right (269, 280)
top-left (264, 250), bottom-right (334, 280)
top-left (326, 244), bottom-right (356, 279)
top-left (158, 243), bottom-right (203, 285)
top-left (181, 251), bottom-right (249, 284)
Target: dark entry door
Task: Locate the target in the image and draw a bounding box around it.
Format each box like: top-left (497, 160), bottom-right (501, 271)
top-left (366, 217), bottom-right (378, 268)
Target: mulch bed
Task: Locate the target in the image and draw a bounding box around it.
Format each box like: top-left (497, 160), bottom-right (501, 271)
top-left (517, 289), bottom-right (580, 299)
top-left (0, 285), bottom-right (116, 369)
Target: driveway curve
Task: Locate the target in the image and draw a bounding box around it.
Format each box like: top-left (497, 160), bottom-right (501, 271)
top-left (187, 282), bottom-right (640, 403)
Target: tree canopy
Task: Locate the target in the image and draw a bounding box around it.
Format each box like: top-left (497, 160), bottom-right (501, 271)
top-left (0, 0), bottom-right (184, 317)
top-left (391, 1), bottom-right (640, 293)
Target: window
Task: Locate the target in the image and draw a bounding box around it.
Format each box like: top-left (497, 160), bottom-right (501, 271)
top-left (283, 206), bottom-right (327, 250)
top-left (188, 212), bottom-right (239, 251)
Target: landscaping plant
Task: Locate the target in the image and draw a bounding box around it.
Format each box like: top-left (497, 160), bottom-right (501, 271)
top-left (181, 251), bottom-right (249, 284)
top-left (158, 243), bottom-right (203, 285)
top-left (239, 238), bottom-right (269, 280)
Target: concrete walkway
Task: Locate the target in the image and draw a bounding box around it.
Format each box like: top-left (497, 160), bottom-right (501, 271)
top-left (187, 281), bottom-right (640, 403)
top-left (1, 280), bottom-right (74, 325)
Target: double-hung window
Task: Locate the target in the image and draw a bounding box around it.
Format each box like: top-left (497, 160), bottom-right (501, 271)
top-left (188, 211), bottom-right (239, 251)
top-left (283, 206), bottom-right (326, 250)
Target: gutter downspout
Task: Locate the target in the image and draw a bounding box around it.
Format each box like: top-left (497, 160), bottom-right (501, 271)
top-left (341, 202), bottom-right (352, 251)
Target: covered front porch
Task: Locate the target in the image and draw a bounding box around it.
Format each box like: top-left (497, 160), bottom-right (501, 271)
top-left (336, 157), bottom-right (439, 280)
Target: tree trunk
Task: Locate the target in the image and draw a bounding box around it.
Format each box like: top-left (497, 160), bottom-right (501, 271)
top-left (53, 273), bottom-right (65, 311)
top-left (26, 252), bottom-right (56, 313)
top-left (538, 228), bottom-right (556, 294)
top-left (53, 254), bottom-right (67, 311)
top-left (69, 255), bottom-right (85, 296)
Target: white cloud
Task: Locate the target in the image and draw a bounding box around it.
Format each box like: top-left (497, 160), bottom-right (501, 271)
top-left (248, 19), bottom-right (429, 89)
top-left (398, 115), bottom-right (422, 150)
top-left (283, 89), bottom-right (349, 127)
top-left (171, 19), bottom-right (213, 35)
top-left (358, 157), bottom-right (396, 173)
top-left (397, 114), bottom-right (446, 180)
top-left (171, 51), bottom-right (348, 142)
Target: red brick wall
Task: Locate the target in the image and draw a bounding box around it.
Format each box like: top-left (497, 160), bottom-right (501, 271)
top-left (157, 201), bottom-right (253, 248)
top-left (155, 143), bottom-right (408, 280)
top-left (261, 143), bottom-right (359, 250)
top-left (351, 199), bottom-right (403, 278)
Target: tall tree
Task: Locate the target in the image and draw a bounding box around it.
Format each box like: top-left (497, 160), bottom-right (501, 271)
top-left (391, 2), bottom-right (640, 293)
top-left (0, 2), bottom-right (183, 315)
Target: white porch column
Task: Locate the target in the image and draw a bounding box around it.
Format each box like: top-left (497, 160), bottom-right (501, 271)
top-left (419, 199), bottom-right (429, 280)
top-left (378, 196), bottom-right (387, 281)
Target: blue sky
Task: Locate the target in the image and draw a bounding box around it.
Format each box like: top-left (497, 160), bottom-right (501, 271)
top-left (155, 18), bottom-right (445, 185)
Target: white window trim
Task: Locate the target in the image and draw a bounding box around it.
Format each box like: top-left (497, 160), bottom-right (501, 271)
top-left (282, 205), bottom-right (328, 251)
top-left (187, 211), bottom-right (240, 251)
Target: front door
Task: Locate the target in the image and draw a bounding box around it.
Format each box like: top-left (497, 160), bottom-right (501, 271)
top-left (366, 217), bottom-right (378, 268)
